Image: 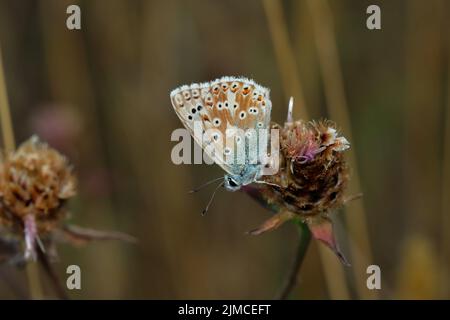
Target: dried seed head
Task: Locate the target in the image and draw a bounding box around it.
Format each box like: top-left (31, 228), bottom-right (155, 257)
top-left (264, 119), bottom-right (350, 217)
top-left (244, 100), bottom-right (354, 264)
top-left (246, 119), bottom-right (352, 264)
top-left (0, 135), bottom-right (76, 234)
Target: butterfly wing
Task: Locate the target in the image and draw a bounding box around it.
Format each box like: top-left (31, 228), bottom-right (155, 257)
top-left (170, 76), bottom-right (272, 176)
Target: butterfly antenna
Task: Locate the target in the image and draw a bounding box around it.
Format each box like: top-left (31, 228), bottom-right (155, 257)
top-left (286, 96), bottom-right (294, 123)
top-left (201, 181), bottom-right (224, 216)
top-left (188, 176), bottom-right (223, 194)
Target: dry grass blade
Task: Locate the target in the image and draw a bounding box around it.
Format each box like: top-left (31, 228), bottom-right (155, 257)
top-left (262, 0), bottom-right (350, 299)
top-left (307, 0), bottom-right (377, 299)
top-left (0, 46), bottom-right (14, 154)
top-left (262, 0), bottom-right (308, 120)
top-left (0, 45), bottom-right (44, 299)
top-left (37, 248), bottom-right (69, 300)
top-left (59, 224), bottom-right (138, 245)
top-left (441, 21), bottom-right (450, 298)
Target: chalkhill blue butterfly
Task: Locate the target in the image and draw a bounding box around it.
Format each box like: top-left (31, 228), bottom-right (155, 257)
top-left (170, 76), bottom-right (276, 207)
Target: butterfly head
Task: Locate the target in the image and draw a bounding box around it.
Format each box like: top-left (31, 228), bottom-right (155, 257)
top-left (224, 174), bottom-right (241, 192)
top-left (224, 164), bottom-right (262, 192)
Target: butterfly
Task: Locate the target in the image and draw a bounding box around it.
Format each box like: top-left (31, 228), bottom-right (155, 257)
top-left (170, 76), bottom-right (274, 198)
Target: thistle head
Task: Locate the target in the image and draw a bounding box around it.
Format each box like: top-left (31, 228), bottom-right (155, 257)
top-left (0, 136), bottom-right (76, 259)
top-left (244, 100), bottom-right (354, 264)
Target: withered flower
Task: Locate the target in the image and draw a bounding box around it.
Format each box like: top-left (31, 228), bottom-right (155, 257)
top-left (276, 119), bottom-right (350, 216)
top-left (0, 135), bottom-right (76, 260)
top-left (244, 99), bottom-right (354, 265)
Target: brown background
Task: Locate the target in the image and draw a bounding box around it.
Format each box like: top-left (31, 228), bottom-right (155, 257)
top-left (0, 0), bottom-right (449, 299)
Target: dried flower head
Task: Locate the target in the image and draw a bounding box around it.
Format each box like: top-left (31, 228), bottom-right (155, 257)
top-left (244, 100), bottom-right (354, 264)
top-left (275, 119), bottom-right (350, 215)
top-left (0, 135), bottom-right (76, 259)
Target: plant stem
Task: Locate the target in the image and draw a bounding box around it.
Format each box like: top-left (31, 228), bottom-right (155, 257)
top-left (25, 262), bottom-right (44, 299)
top-left (37, 248), bottom-right (68, 300)
top-left (441, 27), bottom-right (450, 298)
top-left (276, 221), bottom-right (311, 300)
top-left (0, 45), bottom-right (44, 299)
top-left (0, 46), bottom-right (14, 154)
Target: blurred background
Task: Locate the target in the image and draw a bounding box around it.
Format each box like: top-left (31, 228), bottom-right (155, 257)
top-left (0, 0), bottom-right (449, 299)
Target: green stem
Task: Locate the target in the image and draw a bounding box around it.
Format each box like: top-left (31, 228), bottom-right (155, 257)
top-left (276, 221), bottom-right (311, 300)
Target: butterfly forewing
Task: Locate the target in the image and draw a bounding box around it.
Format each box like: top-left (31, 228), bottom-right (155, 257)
top-left (170, 76), bottom-right (272, 176)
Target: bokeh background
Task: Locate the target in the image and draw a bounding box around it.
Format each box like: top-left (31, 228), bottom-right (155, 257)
top-left (0, 0), bottom-right (449, 299)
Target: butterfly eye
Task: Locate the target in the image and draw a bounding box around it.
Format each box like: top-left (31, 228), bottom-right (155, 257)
top-left (224, 102), bottom-right (229, 108)
top-left (197, 105), bottom-right (203, 111)
top-left (187, 115), bottom-right (193, 121)
top-left (242, 86), bottom-right (250, 95)
top-left (217, 103), bottom-right (223, 110)
top-left (239, 111), bottom-right (246, 119)
top-left (228, 177), bottom-right (238, 187)
top-left (257, 122), bottom-right (264, 128)
top-left (213, 85), bottom-right (220, 94)
top-left (221, 83), bottom-right (228, 91)
top-left (191, 108), bottom-right (197, 114)
top-left (224, 147), bottom-right (232, 155)
top-left (231, 82), bottom-right (239, 92)
top-left (233, 103), bottom-right (238, 109)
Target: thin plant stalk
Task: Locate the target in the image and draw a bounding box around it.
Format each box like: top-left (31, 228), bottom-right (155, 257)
top-left (316, 240), bottom-right (350, 299)
top-left (276, 221), bottom-right (311, 300)
top-left (0, 45), bottom-right (44, 299)
top-left (38, 248), bottom-right (69, 300)
top-left (262, 0), bottom-right (308, 120)
top-left (0, 46), bottom-right (14, 154)
top-left (441, 33), bottom-right (450, 298)
top-left (402, 0), bottom-right (444, 299)
top-left (307, 0), bottom-right (377, 299)
top-left (263, 0), bottom-right (350, 299)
